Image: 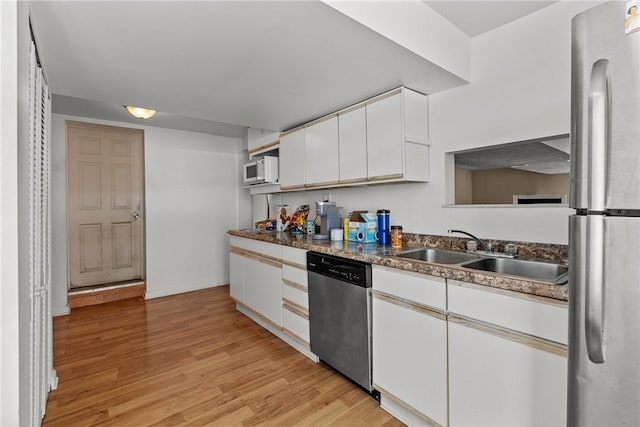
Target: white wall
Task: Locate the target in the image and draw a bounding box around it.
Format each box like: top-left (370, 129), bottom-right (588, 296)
top-left (0, 1), bottom-right (21, 424)
top-left (51, 114), bottom-right (241, 313)
top-left (143, 126), bottom-right (239, 299)
top-left (279, 2), bottom-right (600, 245)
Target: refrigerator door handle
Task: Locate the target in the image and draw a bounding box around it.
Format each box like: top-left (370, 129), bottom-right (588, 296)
top-left (585, 215), bottom-right (605, 363)
top-left (587, 59), bottom-right (610, 212)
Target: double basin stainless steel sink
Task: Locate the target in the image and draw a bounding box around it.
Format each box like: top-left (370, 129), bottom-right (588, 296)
top-left (396, 248), bottom-right (568, 285)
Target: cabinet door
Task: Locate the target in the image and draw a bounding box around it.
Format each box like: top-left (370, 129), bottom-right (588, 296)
top-left (448, 321), bottom-right (567, 426)
top-left (366, 92), bottom-right (404, 181)
top-left (243, 256), bottom-right (283, 327)
top-left (305, 116), bottom-right (339, 186)
top-left (279, 128), bottom-right (305, 189)
top-left (373, 295), bottom-right (448, 425)
top-left (338, 107), bottom-right (367, 183)
top-left (229, 252), bottom-right (243, 302)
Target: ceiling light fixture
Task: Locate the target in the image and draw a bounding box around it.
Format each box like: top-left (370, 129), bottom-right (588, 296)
top-left (125, 105), bottom-right (157, 119)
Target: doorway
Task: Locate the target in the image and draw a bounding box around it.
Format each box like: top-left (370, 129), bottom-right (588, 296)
top-left (66, 121), bottom-right (145, 291)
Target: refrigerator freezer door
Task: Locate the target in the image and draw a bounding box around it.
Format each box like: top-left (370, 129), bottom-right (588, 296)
top-left (568, 215), bottom-right (640, 426)
top-left (571, 2), bottom-right (640, 210)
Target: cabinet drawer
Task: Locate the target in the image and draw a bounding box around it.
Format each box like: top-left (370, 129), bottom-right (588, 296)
top-left (283, 306), bottom-right (310, 344)
top-left (282, 264), bottom-right (307, 288)
top-left (281, 245), bottom-right (307, 268)
top-left (448, 281), bottom-right (568, 345)
top-left (372, 265), bottom-right (446, 311)
top-left (229, 236), bottom-right (261, 252)
top-left (282, 281), bottom-right (308, 309)
top-left (257, 241), bottom-right (281, 259)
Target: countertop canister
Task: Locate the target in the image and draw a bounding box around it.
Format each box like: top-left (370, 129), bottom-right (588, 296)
top-left (390, 225), bottom-right (403, 248)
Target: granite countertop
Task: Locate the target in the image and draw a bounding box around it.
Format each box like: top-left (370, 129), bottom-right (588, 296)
top-left (228, 229), bottom-right (569, 302)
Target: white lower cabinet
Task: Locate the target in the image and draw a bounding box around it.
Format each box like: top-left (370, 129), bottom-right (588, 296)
top-left (448, 321), bottom-right (567, 426)
top-left (447, 281), bottom-right (568, 427)
top-left (243, 254), bottom-right (282, 327)
top-left (229, 237), bottom-right (282, 327)
top-left (229, 251), bottom-right (243, 302)
top-left (373, 295), bottom-right (448, 426)
top-left (229, 238), bottom-right (568, 427)
top-left (372, 266), bottom-right (447, 426)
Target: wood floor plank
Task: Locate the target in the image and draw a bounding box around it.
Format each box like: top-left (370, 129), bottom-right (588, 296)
top-left (43, 285), bottom-right (404, 426)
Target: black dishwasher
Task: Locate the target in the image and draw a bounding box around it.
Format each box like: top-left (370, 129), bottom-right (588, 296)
top-left (307, 252), bottom-right (375, 394)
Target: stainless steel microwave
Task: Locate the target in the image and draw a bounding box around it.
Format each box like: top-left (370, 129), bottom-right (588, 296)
top-left (243, 156), bottom-right (279, 185)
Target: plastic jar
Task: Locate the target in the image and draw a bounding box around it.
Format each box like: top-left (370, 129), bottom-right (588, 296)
top-left (390, 225), bottom-right (403, 248)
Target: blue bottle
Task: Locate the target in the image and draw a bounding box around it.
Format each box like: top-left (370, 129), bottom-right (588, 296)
top-left (377, 209), bottom-right (390, 245)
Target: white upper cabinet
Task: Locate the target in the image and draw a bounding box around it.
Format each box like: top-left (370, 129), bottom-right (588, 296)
top-left (279, 127), bottom-right (306, 190)
top-left (305, 115), bottom-right (339, 187)
top-left (366, 88), bottom-right (429, 183)
top-left (277, 86), bottom-right (429, 191)
top-left (338, 106), bottom-right (367, 183)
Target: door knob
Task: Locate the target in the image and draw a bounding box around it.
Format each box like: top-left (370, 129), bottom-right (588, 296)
top-left (132, 212), bottom-right (140, 220)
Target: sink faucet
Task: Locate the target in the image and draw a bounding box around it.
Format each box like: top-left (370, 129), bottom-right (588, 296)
top-left (448, 229), bottom-right (493, 253)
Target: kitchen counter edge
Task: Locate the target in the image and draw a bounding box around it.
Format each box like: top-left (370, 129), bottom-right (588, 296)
top-left (227, 230), bottom-right (568, 302)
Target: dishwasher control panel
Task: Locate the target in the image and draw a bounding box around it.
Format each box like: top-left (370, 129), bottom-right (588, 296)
top-left (307, 252), bottom-right (371, 287)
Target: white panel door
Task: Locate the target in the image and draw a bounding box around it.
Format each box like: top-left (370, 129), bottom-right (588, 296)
top-left (448, 322), bottom-right (567, 426)
top-left (243, 255), bottom-right (283, 326)
top-left (366, 92), bottom-right (404, 180)
top-left (279, 128), bottom-right (305, 189)
top-left (338, 107), bottom-right (367, 183)
top-left (67, 122), bottom-right (144, 288)
top-left (373, 295), bottom-right (448, 425)
top-left (305, 116), bottom-right (339, 186)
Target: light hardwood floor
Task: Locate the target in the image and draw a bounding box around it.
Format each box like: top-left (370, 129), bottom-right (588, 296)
top-left (43, 285), bottom-right (403, 426)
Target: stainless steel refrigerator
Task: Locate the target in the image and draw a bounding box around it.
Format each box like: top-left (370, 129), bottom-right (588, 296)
top-left (569, 2), bottom-right (640, 425)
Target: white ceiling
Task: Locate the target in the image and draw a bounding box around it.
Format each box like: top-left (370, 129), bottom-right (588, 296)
top-left (424, 1), bottom-right (557, 37)
top-left (30, 1), bottom-right (558, 138)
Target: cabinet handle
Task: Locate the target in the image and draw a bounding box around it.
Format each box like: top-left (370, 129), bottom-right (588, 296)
top-left (257, 257), bottom-right (281, 269)
top-left (280, 185), bottom-right (306, 191)
top-left (373, 290), bottom-right (446, 320)
top-left (338, 178), bottom-right (367, 185)
top-left (368, 173), bottom-right (404, 182)
top-left (305, 180), bottom-right (340, 189)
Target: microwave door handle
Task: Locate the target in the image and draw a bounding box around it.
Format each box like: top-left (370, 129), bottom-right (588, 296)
top-left (584, 59), bottom-right (610, 364)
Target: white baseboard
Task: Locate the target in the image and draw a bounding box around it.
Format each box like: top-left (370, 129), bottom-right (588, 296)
top-left (52, 304), bottom-right (70, 317)
top-left (379, 394), bottom-right (436, 427)
top-left (144, 282), bottom-right (227, 300)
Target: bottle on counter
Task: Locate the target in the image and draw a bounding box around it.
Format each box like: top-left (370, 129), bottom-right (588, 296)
top-left (377, 209), bottom-right (390, 245)
top-left (390, 225), bottom-right (403, 248)
top-left (343, 217), bottom-right (349, 241)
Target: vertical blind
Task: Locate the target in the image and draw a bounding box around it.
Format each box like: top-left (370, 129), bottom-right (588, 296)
top-left (28, 39), bottom-right (53, 424)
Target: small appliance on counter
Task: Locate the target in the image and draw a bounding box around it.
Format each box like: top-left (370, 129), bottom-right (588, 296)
top-left (313, 201), bottom-right (340, 240)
